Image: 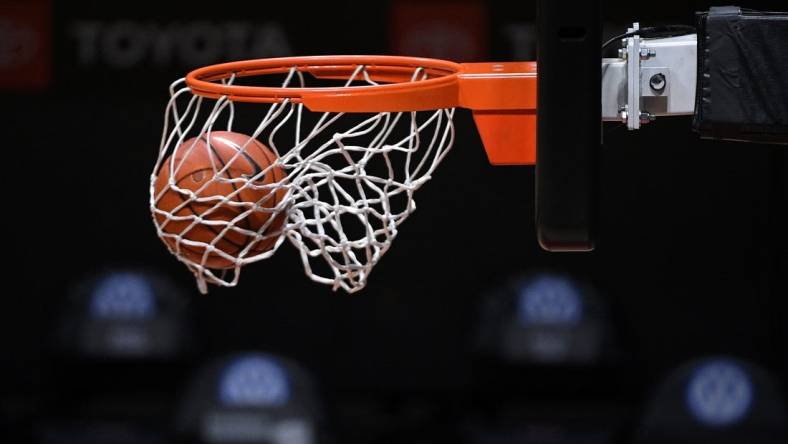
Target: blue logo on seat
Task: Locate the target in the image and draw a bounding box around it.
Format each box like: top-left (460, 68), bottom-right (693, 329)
top-left (90, 272), bottom-right (156, 320)
top-left (219, 355), bottom-right (290, 407)
top-left (517, 274), bottom-right (583, 326)
top-left (686, 359), bottom-right (753, 427)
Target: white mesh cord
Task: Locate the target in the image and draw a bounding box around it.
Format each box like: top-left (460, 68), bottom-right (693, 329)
top-left (150, 65), bottom-right (455, 293)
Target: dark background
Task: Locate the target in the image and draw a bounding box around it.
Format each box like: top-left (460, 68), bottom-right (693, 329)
top-left (1, 0), bottom-right (786, 442)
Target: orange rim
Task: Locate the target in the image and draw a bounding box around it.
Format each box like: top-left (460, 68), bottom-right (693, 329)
top-left (185, 55), bottom-right (464, 112)
top-left (185, 55), bottom-right (539, 165)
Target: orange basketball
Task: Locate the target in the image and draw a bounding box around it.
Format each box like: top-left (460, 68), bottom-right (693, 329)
top-left (153, 131), bottom-right (287, 269)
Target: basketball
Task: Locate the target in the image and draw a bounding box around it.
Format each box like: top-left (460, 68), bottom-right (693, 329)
top-left (153, 131), bottom-right (287, 269)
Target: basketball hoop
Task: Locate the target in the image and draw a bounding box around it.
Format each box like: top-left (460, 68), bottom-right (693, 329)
top-left (150, 55), bottom-right (536, 293)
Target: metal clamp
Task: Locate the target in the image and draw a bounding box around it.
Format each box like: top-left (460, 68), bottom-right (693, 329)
top-left (601, 23), bottom-right (698, 130)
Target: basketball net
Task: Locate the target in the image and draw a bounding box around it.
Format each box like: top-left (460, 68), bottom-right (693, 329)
top-left (150, 66), bottom-right (455, 293)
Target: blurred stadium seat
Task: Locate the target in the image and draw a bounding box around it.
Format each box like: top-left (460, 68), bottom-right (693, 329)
top-left (174, 352), bottom-right (323, 444)
top-left (34, 269), bottom-right (193, 444)
top-left (466, 271), bottom-right (626, 444)
top-left (635, 356), bottom-right (788, 444)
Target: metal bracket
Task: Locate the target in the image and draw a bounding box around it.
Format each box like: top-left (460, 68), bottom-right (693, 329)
top-left (625, 23), bottom-right (641, 130)
top-left (601, 23), bottom-right (697, 130)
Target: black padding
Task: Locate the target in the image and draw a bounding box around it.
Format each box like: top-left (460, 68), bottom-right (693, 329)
top-left (694, 6), bottom-right (788, 144)
top-left (536, 0), bottom-right (601, 251)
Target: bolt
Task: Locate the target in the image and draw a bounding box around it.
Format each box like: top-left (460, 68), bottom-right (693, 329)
top-left (640, 48), bottom-right (656, 59)
top-left (649, 73), bottom-right (667, 92)
top-left (639, 112), bottom-right (656, 124)
top-left (619, 106), bottom-right (628, 122)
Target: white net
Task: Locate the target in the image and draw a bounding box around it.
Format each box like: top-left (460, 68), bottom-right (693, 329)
top-left (150, 65), bottom-right (456, 293)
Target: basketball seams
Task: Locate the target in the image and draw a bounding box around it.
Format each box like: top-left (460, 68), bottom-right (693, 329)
top-left (154, 138), bottom-right (245, 260)
top-left (221, 136), bottom-right (281, 208)
top-left (229, 137), bottom-right (283, 253)
top-left (174, 170), bottom-right (247, 251)
top-left (153, 132), bottom-right (287, 269)
top-left (200, 134), bottom-right (253, 233)
top-left (220, 134), bottom-right (286, 240)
